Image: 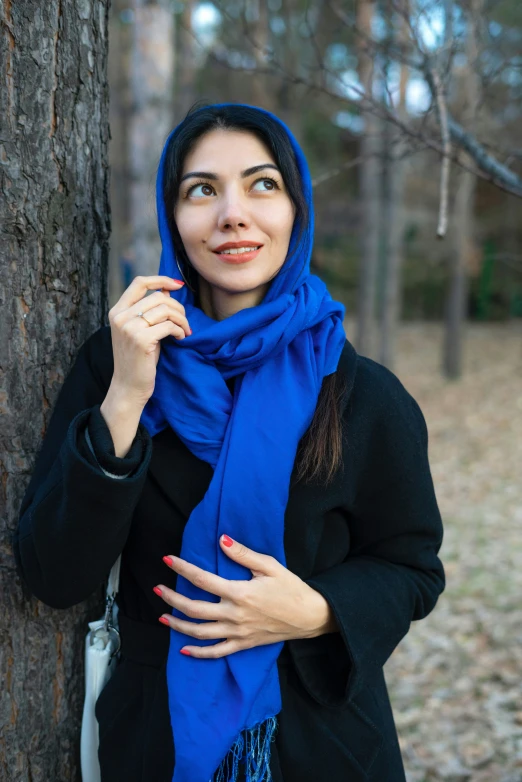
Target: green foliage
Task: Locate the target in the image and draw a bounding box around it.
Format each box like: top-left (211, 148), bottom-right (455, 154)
top-left (488, 0), bottom-right (522, 28)
top-left (313, 235), bottom-right (522, 321)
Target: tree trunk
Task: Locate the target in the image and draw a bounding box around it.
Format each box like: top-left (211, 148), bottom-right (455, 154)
top-left (0, 0), bottom-right (111, 779)
top-left (442, 0), bottom-right (481, 378)
top-left (277, 0), bottom-right (305, 144)
top-left (129, 0), bottom-right (175, 279)
top-left (379, 2), bottom-right (409, 370)
top-left (175, 0), bottom-right (198, 122)
top-left (244, 0), bottom-right (275, 112)
top-left (108, 0), bottom-right (134, 306)
top-left (356, 0), bottom-right (382, 359)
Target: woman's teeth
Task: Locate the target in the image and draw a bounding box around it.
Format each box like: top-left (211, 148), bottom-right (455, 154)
top-left (219, 246), bottom-right (260, 255)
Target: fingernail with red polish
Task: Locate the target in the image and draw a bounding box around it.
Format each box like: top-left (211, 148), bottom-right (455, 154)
top-left (180, 649), bottom-right (191, 656)
top-left (173, 279), bottom-right (185, 285)
top-left (163, 556), bottom-right (174, 567)
top-left (153, 586), bottom-right (163, 597)
top-left (222, 534), bottom-right (233, 547)
top-left (158, 616), bottom-right (170, 626)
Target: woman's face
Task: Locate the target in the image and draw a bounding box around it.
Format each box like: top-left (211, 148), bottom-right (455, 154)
top-left (173, 129), bottom-right (296, 298)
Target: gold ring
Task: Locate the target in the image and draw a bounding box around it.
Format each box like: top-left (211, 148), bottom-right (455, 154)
top-left (137, 311), bottom-right (152, 326)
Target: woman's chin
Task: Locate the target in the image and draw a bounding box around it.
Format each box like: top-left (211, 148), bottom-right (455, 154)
top-left (205, 273), bottom-right (272, 296)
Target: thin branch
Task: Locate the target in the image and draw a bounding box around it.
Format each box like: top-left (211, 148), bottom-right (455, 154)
top-left (428, 68), bottom-right (451, 238)
top-left (447, 116), bottom-right (522, 194)
top-left (311, 155), bottom-right (365, 187)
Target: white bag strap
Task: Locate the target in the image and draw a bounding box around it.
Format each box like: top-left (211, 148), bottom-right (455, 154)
top-left (107, 554), bottom-right (121, 599)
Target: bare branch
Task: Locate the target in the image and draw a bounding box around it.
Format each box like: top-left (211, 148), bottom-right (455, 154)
top-left (428, 68), bottom-right (451, 238)
top-left (311, 155), bottom-right (365, 187)
top-left (178, 4), bottom-right (522, 199)
top-left (447, 116), bottom-right (522, 194)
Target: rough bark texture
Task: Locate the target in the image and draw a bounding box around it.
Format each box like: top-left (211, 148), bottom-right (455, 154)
top-left (0, 0), bottom-right (111, 779)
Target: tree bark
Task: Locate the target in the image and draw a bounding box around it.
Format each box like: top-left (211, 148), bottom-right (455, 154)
top-left (175, 0), bottom-right (198, 122)
top-left (0, 0), bottom-right (110, 778)
top-left (108, 0), bottom-right (133, 307)
top-left (442, 0), bottom-right (481, 378)
top-left (355, 0), bottom-right (382, 359)
top-left (248, 0), bottom-right (276, 112)
top-left (379, 1), bottom-right (409, 370)
top-left (129, 0), bottom-right (175, 279)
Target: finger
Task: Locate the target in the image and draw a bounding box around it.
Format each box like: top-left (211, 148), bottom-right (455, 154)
top-left (161, 615), bottom-right (233, 641)
top-left (127, 320), bottom-right (186, 356)
top-left (136, 319), bottom-right (188, 348)
top-left (128, 303), bottom-right (191, 337)
top-left (163, 555), bottom-right (238, 599)
top-left (154, 586), bottom-right (223, 620)
top-left (115, 275), bottom-right (185, 313)
top-left (124, 289), bottom-right (186, 320)
top-left (181, 640), bottom-right (241, 659)
top-left (160, 290), bottom-right (188, 317)
top-left (219, 535), bottom-right (279, 576)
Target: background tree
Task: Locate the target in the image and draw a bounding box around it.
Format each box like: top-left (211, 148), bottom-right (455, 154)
top-left (442, 0), bottom-right (482, 377)
top-left (129, 0), bottom-right (175, 279)
top-left (355, 0), bottom-right (382, 359)
top-left (0, 0), bottom-right (111, 778)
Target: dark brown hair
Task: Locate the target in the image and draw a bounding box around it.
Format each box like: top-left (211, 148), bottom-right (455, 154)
top-left (162, 101), bottom-right (346, 485)
top-left (294, 371), bottom-right (347, 485)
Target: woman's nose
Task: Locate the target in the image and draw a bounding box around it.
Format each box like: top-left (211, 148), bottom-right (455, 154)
top-left (217, 202), bottom-right (250, 231)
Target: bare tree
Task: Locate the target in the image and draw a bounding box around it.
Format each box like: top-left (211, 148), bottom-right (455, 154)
top-left (379, 0), bottom-right (410, 370)
top-left (192, 1), bottom-right (522, 200)
top-left (108, 0), bottom-right (133, 305)
top-left (175, 0), bottom-right (198, 121)
top-left (443, 0), bottom-right (482, 378)
top-left (129, 0), bottom-right (175, 280)
top-left (356, 0), bottom-right (383, 358)
top-left (248, 0), bottom-right (277, 111)
top-left (0, 0), bottom-right (111, 778)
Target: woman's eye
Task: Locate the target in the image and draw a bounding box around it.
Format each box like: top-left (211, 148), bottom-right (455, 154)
top-left (185, 177), bottom-right (280, 199)
top-left (186, 182), bottom-right (214, 198)
top-left (252, 177), bottom-right (279, 192)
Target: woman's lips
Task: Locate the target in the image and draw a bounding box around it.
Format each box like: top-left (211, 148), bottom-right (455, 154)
top-left (213, 246), bottom-right (263, 264)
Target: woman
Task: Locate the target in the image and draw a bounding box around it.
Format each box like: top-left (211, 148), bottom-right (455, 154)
top-left (13, 103), bottom-right (445, 782)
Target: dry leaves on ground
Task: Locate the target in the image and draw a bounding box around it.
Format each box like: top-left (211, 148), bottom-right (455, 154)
top-left (344, 320), bottom-right (522, 782)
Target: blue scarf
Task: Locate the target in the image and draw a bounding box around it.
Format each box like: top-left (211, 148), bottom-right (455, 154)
top-left (140, 103), bottom-right (346, 782)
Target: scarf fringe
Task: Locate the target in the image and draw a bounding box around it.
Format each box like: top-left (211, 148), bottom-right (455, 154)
top-left (211, 716), bottom-right (278, 782)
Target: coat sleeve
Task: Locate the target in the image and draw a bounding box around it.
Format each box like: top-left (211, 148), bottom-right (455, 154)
top-left (84, 404), bottom-right (144, 479)
top-left (12, 326), bottom-right (153, 610)
top-left (287, 356), bottom-right (445, 707)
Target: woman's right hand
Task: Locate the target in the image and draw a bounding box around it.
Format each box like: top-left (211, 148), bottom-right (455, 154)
top-left (107, 275), bottom-right (190, 407)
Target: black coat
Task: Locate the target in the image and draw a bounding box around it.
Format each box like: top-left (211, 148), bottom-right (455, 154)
top-left (13, 325), bottom-right (445, 782)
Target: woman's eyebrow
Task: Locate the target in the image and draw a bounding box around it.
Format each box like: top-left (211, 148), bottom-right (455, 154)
top-left (180, 163), bottom-right (280, 184)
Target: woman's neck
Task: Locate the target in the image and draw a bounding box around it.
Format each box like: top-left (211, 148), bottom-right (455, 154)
top-left (198, 277), bottom-right (269, 321)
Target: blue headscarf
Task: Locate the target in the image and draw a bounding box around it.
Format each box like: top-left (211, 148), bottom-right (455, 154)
top-left (140, 103), bottom-right (346, 782)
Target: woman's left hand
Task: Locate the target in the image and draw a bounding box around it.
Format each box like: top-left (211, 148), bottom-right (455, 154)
top-left (153, 534), bottom-right (338, 658)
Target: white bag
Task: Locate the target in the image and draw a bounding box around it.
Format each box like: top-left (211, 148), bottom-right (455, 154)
top-left (81, 556), bottom-right (122, 782)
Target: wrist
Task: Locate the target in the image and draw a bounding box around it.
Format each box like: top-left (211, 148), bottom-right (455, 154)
top-left (101, 383), bottom-right (147, 420)
top-left (99, 385), bottom-right (145, 458)
top-left (303, 586), bottom-right (339, 639)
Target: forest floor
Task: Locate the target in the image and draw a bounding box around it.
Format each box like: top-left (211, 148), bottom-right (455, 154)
top-left (343, 320), bottom-right (522, 782)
